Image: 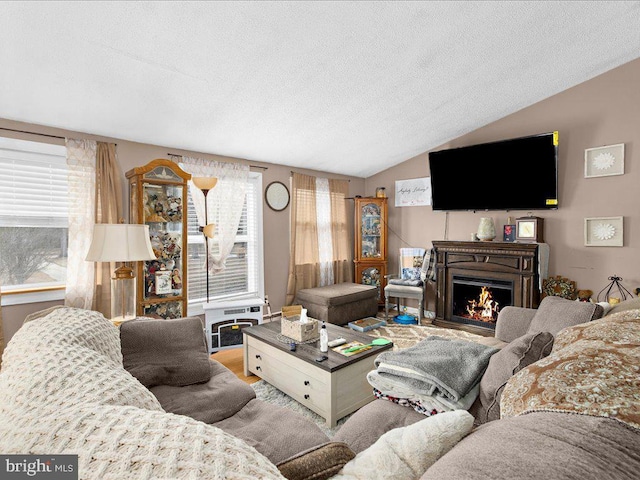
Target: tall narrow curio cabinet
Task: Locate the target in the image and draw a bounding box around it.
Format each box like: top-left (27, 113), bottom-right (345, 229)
top-left (354, 197), bottom-right (388, 304)
top-left (126, 159), bottom-right (191, 319)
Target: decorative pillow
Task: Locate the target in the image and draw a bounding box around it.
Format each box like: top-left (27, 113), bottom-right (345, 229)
top-left (527, 296), bottom-right (603, 335)
top-left (501, 314), bottom-right (640, 430)
top-left (331, 410), bottom-right (474, 480)
top-left (606, 296), bottom-right (640, 316)
top-left (475, 331), bottom-right (554, 424)
top-left (120, 316), bottom-right (212, 388)
top-left (277, 442), bottom-right (355, 480)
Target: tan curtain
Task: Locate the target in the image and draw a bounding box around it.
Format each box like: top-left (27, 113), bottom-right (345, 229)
top-left (93, 142), bottom-right (123, 316)
top-left (285, 173), bottom-right (352, 305)
top-left (329, 178), bottom-right (353, 283)
top-left (285, 173), bottom-right (319, 304)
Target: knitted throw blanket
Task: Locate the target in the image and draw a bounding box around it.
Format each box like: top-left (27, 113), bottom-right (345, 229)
top-left (0, 308), bottom-right (284, 480)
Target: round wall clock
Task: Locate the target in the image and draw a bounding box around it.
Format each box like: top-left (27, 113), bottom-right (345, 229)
top-left (265, 181), bottom-right (290, 211)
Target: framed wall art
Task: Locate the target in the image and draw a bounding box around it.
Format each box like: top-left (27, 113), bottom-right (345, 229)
top-left (584, 143), bottom-right (624, 178)
top-left (584, 216), bottom-right (623, 247)
top-left (395, 177), bottom-right (431, 207)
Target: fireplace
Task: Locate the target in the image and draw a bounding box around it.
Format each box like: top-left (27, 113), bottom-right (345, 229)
top-left (451, 275), bottom-right (514, 330)
top-left (432, 241), bottom-right (541, 336)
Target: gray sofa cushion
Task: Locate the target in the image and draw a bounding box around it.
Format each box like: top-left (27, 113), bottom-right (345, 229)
top-left (120, 316), bottom-right (212, 388)
top-left (474, 331), bottom-right (554, 424)
top-left (421, 412), bottom-right (640, 479)
top-left (150, 359), bottom-right (256, 424)
top-left (527, 296), bottom-right (604, 335)
top-left (213, 398), bottom-right (330, 465)
top-left (333, 399), bottom-right (425, 454)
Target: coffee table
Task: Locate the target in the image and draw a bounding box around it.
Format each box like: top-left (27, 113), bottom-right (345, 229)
top-left (243, 320), bottom-right (392, 427)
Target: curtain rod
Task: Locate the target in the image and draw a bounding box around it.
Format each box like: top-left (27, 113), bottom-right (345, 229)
top-left (0, 126), bottom-right (117, 145)
top-left (167, 152), bottom-right (268, 170)
top-left (290, 170), bottom-right (350, 182)
top-left (0, 127), bottom-right (66, 141)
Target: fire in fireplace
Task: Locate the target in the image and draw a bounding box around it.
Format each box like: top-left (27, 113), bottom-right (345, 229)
top-left (451, 276), bottom-right (514, 330)
top-left (465, 286), bottom-right (500, 322)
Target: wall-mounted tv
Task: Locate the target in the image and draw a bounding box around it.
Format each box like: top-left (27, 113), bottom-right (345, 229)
top-left (429, 132), bottom-right (558, 211)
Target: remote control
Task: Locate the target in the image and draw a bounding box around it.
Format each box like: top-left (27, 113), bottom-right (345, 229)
top-left (315, 355), bottom-right (328, 362)
top-left (328, 338), bottom-right (347, 348)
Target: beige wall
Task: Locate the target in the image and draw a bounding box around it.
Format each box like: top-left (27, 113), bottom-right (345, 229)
top-left (366, 57), bottom-right (640, 306)
top-left (0, 119), bottom-right (364, 342)
top-left (3, 57), bottom-right (639, 343)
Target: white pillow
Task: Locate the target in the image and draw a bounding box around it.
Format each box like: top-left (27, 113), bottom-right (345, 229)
top-left (332, 410), bottom-right (474, 480)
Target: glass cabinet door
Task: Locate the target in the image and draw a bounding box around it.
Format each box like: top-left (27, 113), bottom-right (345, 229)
top-left (354, 197), bottom-right (387, 304)
top-left (143, 182), bottom-right (184, 302)
top-left (361, 202), bottom-right (382, 258)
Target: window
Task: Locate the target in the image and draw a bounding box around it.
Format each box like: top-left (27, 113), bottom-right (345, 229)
top-left (0, 137), bottom-right (68, 297)
top-left (186, 172), bottom-right (263, 314)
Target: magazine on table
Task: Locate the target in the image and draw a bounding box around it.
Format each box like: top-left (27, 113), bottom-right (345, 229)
top-left (332, 341), bottom-right (372, 356)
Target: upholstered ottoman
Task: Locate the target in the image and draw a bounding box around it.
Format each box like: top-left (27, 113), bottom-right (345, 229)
top-left (294, 283), bottom-right (379, 326)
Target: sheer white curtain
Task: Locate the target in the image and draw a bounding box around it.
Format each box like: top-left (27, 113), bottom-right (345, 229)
top-left (179, 157), bottom-right (249, 273)
top-left (64, 139), bottom-right (96, 309)
top-left (316, 177), bottom-right (334, 286)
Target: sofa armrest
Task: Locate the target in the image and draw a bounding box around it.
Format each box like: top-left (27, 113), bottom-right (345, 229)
top-left (494, 306), bottom-right (537, 343)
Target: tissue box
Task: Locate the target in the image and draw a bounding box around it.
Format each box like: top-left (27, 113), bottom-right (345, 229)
top-left (281, 305), bottom-right (319, 342)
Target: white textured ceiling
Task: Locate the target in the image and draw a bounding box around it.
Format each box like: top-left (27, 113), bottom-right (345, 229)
top-left (1, 1), bottom-right (639, 178)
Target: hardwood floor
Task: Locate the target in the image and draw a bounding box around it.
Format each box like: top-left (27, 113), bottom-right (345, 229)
top-left (212, 347), bottom-right (260, 385)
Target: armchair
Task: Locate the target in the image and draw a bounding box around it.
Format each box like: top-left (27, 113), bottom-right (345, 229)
top-left (384, 248), bottom-right (435, 323)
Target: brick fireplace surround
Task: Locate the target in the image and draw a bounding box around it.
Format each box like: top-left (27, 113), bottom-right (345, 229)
top-left (432, 240), bottom-right (542, 336)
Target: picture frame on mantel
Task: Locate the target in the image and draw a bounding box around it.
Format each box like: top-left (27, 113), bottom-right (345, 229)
top-left (584, 143), bottom-right (624, 178)
top-left (584, 216), bottom-right (623, 247)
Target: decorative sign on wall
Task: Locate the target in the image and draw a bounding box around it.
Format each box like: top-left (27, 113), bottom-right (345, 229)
top-left (584, 143), bottom-right (625, 178)
top-left (395, 177), bottom-right (431, 207)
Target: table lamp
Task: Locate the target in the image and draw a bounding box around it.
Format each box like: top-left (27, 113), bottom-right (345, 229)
top-left (86, 223), bottom-right (156, 322)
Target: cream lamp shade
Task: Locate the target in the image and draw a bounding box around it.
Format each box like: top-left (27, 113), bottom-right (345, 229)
top-left (86, 224), bottom-right (156, 262)
top-left (192, 177), bottom-right (218, 191)
top-left (86, 224), bottom-right (156, 322)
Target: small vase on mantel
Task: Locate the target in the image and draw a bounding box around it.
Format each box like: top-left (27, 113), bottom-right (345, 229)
top-left (476, 217), bottom-right (496, 241)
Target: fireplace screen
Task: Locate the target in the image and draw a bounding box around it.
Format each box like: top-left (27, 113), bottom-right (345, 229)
top-left (451, 276), bottom-right (514, 329)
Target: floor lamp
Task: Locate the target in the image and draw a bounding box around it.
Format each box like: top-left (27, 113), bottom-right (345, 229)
top-left (86, 223), bottom-right (156, 322)
top-left (192, 177), bottom-right (218, 303)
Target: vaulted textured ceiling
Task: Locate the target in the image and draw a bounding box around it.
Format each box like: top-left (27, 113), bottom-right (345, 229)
top-left (1, 1), bottom-right (639, 177)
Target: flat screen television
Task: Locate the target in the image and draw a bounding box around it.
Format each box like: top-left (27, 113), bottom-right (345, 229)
top-left (429, 132), bottom-right (558, 211)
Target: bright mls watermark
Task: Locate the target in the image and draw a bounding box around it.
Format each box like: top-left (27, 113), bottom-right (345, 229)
top-left (1, 455), bottom-right (78, 479)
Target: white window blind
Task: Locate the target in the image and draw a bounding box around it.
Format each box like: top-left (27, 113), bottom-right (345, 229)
top-left (0, 137), bottom-right (68, 291)
top-left (186, 172), bottom-right (263, 310)
top-left (0, 137), bottom-right (68, 227)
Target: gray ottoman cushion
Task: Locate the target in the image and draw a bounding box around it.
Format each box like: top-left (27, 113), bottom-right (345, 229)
top-left (295, 283), bottom-right (379, 325)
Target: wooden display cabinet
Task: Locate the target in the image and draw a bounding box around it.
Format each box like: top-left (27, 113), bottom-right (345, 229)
top-left (126, 159), bottom-right (191, 318)
top-left (354, 197), bottom-right (388, 304)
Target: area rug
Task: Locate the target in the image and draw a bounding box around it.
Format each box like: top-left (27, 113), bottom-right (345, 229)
top-left (251, 323), bottom-right (483, 437)
top-left (251, 380), bottom-right (349, 438)
top-left (366, 323), bottom-right (482, 350)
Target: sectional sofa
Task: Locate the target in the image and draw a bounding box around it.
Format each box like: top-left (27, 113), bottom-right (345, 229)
top-left (0, 297), bottom-right (639, 479)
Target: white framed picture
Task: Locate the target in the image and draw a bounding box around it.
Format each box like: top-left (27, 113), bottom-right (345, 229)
top-left (584, 216), bottom-right (623, 247)
top-left (584, 143), bottom-right (624, 178)
top-left (395, 177), bottom-right (431, 207)
top-left (155, 269), bottom-right (173, 294)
